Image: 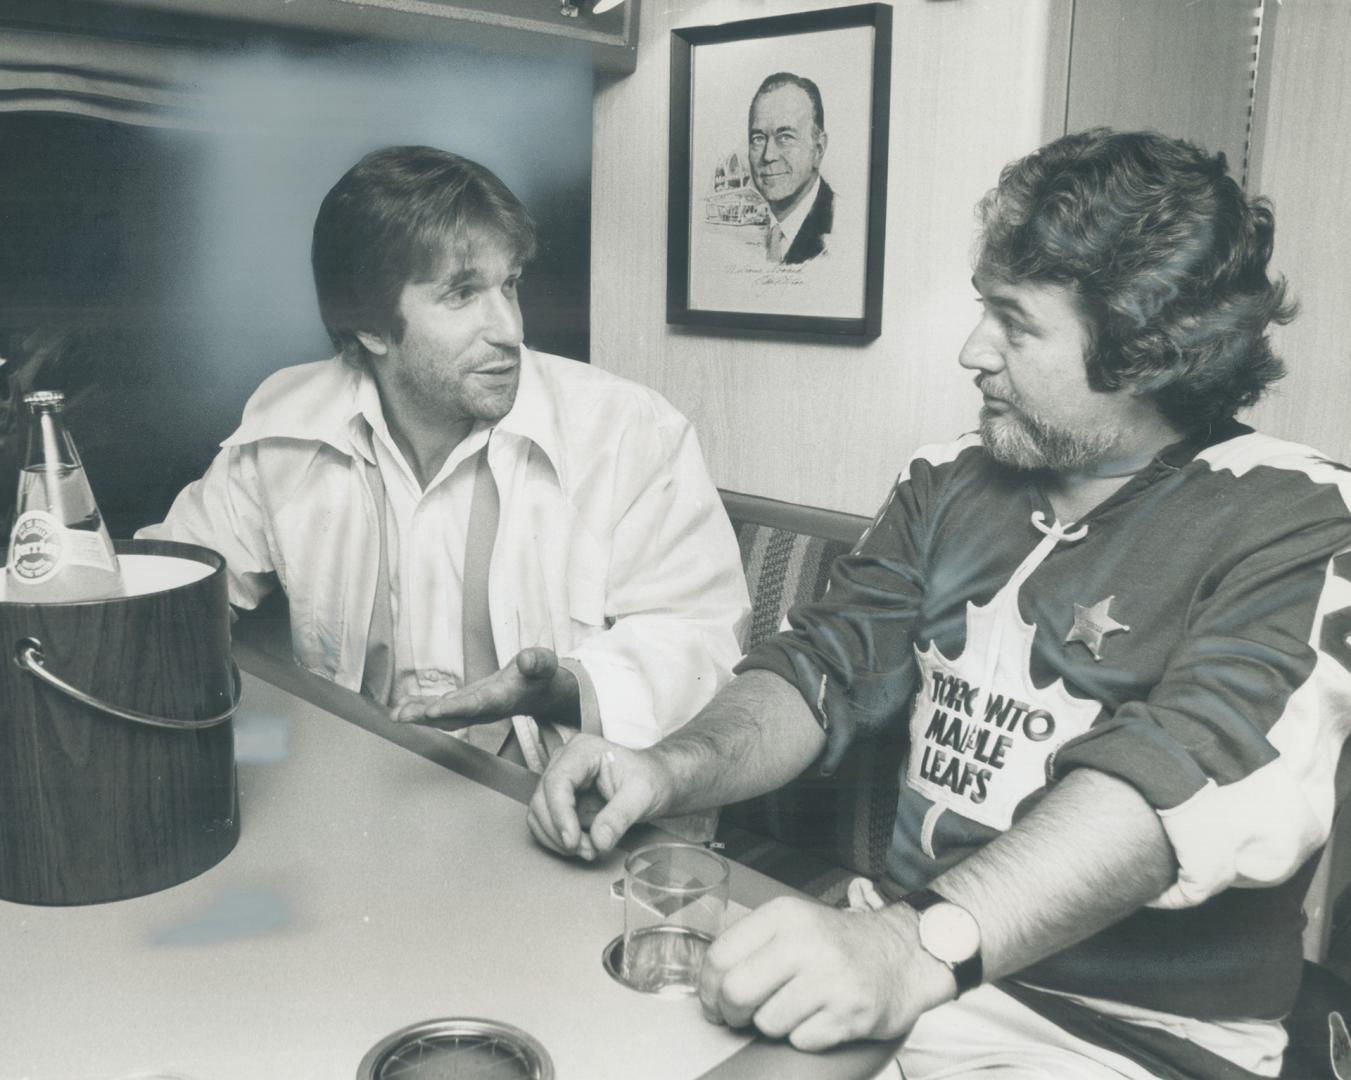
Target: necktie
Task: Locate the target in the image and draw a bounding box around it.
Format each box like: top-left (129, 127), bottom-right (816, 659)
top-left (361, 461), bottom-right (394, 705)
top-left (458, 444), bottom-right (556, 770)
top-left (459, 443), bottom-right (514, 756)
top-left (767, 224), bottom-right (785, 262)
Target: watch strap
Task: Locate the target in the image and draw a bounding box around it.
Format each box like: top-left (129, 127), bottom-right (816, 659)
top-left (902, 887), bottom-right (983, 996)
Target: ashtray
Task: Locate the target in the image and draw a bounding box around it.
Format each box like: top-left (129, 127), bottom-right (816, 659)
top-left (357, 1017), bottom-right (554, 1079)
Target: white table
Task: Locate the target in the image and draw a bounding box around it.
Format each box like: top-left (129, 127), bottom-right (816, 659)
top-left (1, 644), bottom-right (899, 1080)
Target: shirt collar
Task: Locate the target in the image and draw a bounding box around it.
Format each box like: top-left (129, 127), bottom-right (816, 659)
top-left (494, 346), bottom-right (568, 486)
top-left (771, 176), bottom-right (821, 252)
top-left (221, 347), bottom-right (567, 485)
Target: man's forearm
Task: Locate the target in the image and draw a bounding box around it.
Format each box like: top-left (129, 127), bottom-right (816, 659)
top-left (929, 767), bottom-right (1176, 984)
top-left (645, 669), bottom-right (827, 818)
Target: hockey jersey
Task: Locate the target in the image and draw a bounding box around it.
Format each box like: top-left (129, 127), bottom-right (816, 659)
top-left (739, 420), bottom-right (1351, 1025)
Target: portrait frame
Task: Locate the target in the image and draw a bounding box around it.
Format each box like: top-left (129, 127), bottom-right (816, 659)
top-left (667, 4), bottom-right (892, 339)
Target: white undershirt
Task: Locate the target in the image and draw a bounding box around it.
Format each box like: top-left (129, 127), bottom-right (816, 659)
top-left (364, 411), bottom-right (493, 709)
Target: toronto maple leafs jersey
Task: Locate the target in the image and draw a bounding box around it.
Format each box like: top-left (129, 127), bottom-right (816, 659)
top-left (739, 420), bottom-right (1351, 1028)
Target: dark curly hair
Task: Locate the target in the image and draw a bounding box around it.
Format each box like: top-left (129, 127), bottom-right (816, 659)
top-left (312, 145), bottom-right (536, 365)
top-left (975, 128), bottom-right (1295, 428)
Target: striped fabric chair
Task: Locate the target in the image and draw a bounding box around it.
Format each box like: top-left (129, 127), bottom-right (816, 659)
top-left (715, 491), bottom-right (906, 903)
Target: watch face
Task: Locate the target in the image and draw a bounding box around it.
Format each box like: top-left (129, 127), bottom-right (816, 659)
top-left (919, 903), bottom-right (981, 964)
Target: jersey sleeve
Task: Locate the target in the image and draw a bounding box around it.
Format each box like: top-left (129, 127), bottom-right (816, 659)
top-left (734, 451), bottom-right (952, 775)
top-left (1051, 519), bottom-right (1351, 908)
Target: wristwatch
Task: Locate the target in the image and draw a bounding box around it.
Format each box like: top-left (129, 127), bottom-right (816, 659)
top-left (901, 888), bottom-right (983, 996)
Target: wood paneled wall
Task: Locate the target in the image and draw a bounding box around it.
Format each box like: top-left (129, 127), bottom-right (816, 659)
top-left (1245, 0), bottom-right (1351, 462)
top-left (590, 0), bottom-right (1072, 515)
top-left (1065, 0), bottom-right (1257, 182)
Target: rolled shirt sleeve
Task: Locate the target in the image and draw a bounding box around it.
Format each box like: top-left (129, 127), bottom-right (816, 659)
top-left (561, 414), bottom-right (749, 749)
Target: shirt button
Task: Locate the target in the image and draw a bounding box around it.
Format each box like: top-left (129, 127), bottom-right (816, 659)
top-left (420, 670), bottom-right (460, 689)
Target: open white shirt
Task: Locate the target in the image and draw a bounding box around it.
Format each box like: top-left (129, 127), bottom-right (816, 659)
top-left (358, 377), bottom-right (489, 705)
top-left (141, 348), bottom-right (750, 750)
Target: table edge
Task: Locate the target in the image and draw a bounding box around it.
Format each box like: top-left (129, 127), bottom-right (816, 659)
top-left (232, 642), bottom-right (906, 1079)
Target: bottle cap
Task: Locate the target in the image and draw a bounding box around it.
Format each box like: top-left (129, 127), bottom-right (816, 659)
top-left (23, 390), bottom-right (65, 407)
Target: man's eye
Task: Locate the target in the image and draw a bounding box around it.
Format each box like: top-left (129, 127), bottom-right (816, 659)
top-left (749, 135), bottom-right (766, 149)
top-left (442, 288), bottom-right (475, 308)
top-left (1004, 321), bottom-right (1027, 344)
top-left (503, 277), bottom-right (522, 297)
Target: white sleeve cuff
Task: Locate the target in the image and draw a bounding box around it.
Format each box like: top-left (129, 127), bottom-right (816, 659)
top-left (558, 654), bottom-right (659, 749)
top-left (1151, 761), bottom-right (1327, 909)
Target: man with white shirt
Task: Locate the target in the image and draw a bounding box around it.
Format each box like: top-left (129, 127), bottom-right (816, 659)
top-left (748, 72), bottom-right (833, 264)
top-left (141, 145), bottom-right (749, 769)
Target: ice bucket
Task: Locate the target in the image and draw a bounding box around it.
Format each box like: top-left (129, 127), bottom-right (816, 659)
top-left (0, 538), bottom-right (240, 905)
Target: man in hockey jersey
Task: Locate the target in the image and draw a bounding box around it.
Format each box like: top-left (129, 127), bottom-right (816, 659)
top-left (527, 128), bottom-right (1351, 1079)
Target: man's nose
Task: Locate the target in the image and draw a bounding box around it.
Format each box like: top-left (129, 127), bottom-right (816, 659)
top-left (483, 291), bottom-right (524, 347)
top-left (957, 320), bottom-right (1002, 374)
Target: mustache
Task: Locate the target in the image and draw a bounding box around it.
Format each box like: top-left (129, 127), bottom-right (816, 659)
top-left (976, 376), bottom-right (1015, 404)
top-left (472, 344), bottom-right (521, 368)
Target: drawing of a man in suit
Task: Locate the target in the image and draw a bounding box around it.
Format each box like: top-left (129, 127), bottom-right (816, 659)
top-left (748, 72), bottom-right (833, 264)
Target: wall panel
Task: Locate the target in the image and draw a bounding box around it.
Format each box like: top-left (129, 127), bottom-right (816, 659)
top-left (1245, 0), bottom-right (1351, 463)
top-left (1065, 0), bottom-right (1258, 181)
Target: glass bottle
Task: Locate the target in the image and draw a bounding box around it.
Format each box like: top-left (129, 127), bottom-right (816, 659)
top-left (6, 390), bottom-right (123, 601)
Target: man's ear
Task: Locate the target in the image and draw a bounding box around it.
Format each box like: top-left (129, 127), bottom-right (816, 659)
top-left (816, 130), bottom-right (829, 159)
top-left (354, 330), bottom-right (389, 357)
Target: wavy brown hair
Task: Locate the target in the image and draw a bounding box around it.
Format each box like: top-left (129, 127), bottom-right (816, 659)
top-left (312, 145), bottom-right (536, 365)
top-left (975, 129), bottom-right (1295, 428)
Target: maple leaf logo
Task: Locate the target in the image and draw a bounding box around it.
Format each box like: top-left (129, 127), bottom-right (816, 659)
top-left (908, 588), bottom-right (1101, 835)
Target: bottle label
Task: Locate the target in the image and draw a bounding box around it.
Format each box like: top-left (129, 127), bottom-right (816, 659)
top-left (7, 511), bottom-right (117, 584)
top-left (9, 511), bottom-right (64, 583)
top-left (62, 529), bottom-right (119, 573)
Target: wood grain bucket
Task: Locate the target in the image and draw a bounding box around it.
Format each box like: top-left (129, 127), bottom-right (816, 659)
top-left (0, 538), bottom-right (240, 905)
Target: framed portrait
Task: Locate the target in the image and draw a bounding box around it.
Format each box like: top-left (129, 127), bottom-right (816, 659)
top-left (667, 4), bottom-right (892, 339)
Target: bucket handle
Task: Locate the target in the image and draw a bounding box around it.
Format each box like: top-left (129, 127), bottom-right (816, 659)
top-left (14, 638), bottom-right (241, 731)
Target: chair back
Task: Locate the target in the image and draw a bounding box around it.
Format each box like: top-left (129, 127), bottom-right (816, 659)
top-left (716, 490), bottom-right (904, 900)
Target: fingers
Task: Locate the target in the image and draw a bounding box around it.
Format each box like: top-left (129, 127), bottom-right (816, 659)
top-left (515, 646), bottom-right (559, 681)
top-left (585, 764), bottom-right (654, 854)
top-left (530, 741), bottom-right (608, 857)
top-left (703, 933), bottom-right (800, 1029)
top-left (698, 900), bottom-right (789, 1021)
top-left (697, 899), bottom-right (880, 1052)
top-left (525, 738), bottom-right (659, 861)
top-left (393, 683), bottom-right (499, 725)
top-left (395, 649), bottom-right (556, 725)
top-left (527, 797), bottom-right (596, 861)
top-left (781, 1001), bottom-right (860, 1053)
top-left (754, 978), bottom-right (834, 1044)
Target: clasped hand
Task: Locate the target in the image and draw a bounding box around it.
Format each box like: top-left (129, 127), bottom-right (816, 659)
top-left (697, 897), bottom-right (951, 1051)
top-left (393, 646), bottom-right (576, 729)
top-left (526, 736), bottom-right (953, 1050)
top-left (527, 733), bottom-right (665, 860)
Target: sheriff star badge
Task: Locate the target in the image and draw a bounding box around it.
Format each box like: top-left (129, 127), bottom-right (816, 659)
top-left (1065, 595), bottom-right (1130, 661)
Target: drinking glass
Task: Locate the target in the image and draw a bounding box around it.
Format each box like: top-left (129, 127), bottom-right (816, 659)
top-left (620, 841), bottom-right (729, 994)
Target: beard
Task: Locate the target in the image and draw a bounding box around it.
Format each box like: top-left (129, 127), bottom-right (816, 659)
top-left (979, 396), bottom-right (1119, 472)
